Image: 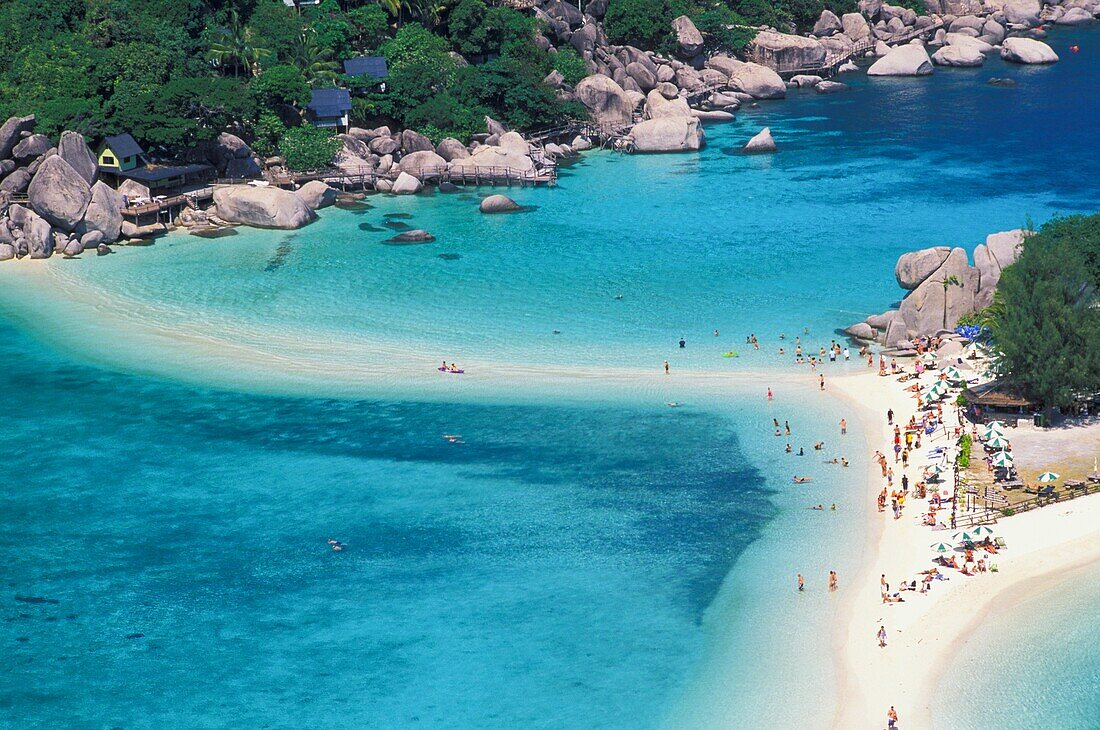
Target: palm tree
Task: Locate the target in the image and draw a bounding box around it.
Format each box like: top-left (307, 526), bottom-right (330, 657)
top-left (208, 10), bottom-right (270, 78)
top-left (292, 30), bottom-right (341, 86)
top-left (375, 0), bottom-right (411, 24)
top-left (938, 274), bottom-right (963, 330)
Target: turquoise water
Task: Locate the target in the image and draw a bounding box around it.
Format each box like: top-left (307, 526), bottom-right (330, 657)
top-left (935, 563), bottom-right (1100, 729)
top-left (1, 28), bottom-right (1098, 728)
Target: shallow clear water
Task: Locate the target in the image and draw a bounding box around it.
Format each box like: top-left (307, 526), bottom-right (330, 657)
top-left (935, 563), bottom-right (1100, 730)
top-left (1, 28), bottom-right (1097, 728)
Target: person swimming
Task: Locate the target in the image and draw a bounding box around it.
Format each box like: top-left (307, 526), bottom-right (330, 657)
top-left (793, 476), bottom-right (813, 484)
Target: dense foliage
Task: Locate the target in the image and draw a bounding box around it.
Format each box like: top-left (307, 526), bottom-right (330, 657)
top-left (603, 0), bottom-right (856, 53)
top-left (280, 124), bottom-right (343, 170)
top-left (990, 215), bottom-right (1100, 419)
top-left (0, 0), bottom-right (584, 160)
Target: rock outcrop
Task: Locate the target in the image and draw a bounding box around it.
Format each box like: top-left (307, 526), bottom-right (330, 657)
top-left (575, 75), bottom-right (634, 126)
top-left (391, 171), bottom-right (424, 194)
top-left (295, 181), bottom-right (338, 210)
top-left (728, 62), bottom-right (787, 99)
top-left (868, 44), bottom-right (934, 76)
top-left (631, 117), bottom-right (704, 152)
top-left (78, 182), bottom-right (124, 243)
top-left (450, 146), bottom-right (536, 175)
top-left (672, 15), bottom-right (704, 56)
top-left (479, 194), bottom-right (521, 213)
top-left (213, 186), bottom-right (317, 229)
top-left (1000, 37), bottom-right (1059, 64)
top-left (752, 32), bottom-right (826, 73)
top-left (27, 156), bottom-right (91, 231)
top-left (742, 127), bottom-right (777, 153)
top-left (932, 45), bottom-right (985, 66)
top-left (58, 131), bottom-right (98, 185)
top-left (0, 115), bottom-right (36, 160)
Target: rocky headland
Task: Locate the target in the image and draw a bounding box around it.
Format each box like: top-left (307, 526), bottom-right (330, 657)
top-left (845, 228), bottom-right (1026, 349)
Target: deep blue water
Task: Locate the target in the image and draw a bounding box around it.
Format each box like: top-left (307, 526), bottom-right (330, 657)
top-left (0, 27), bottom-right (1097, 729)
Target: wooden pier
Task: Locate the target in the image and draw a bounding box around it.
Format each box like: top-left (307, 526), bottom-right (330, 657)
top-left (119, 186), bottom-right (214, 225)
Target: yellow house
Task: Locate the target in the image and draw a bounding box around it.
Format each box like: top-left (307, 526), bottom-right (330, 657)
top-left (97, 133), bottom-right (145, 172)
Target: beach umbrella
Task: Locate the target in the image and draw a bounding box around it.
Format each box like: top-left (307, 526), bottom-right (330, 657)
top-left (971, 526), bottom-right (995, 537)
top-left (991, 451), bottom-right (1014, 468)
top-left (920, 353), bottom-right (939, 365)
top-left (1037, 471), bottom-right (1060, 483)
top-left (981, 423), bottom-right (1004, 438)
top-left (941, 366), bottom-right (966, 383)
top-left (965, 342), bottom-right (985, 358)
top-left (930, 542), bottom-right (952, 553)
top-left (952, 531), bottom-right (977, 542)
top-left (985, 435), bottom-right (1011, 449)
top-left (987, 420), bottom-right (1007, 432)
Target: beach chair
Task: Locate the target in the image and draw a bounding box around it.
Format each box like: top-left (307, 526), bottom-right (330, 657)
top-left (995, 537), bottom-right (1007, 549)
top-left (990, 563), bottom-right (999, 572)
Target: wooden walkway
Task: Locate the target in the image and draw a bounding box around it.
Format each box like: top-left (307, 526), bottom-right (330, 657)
top-left (953, 479), bottom-right (1100, 527)
top-left (751, 19), bottom-right (945, 79)
top-left (269, 163), bottom-right (557, 191)
top-left (120, 187), bottom-right (214, 220)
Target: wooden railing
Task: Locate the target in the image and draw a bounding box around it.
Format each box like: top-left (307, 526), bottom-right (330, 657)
top-left (954, 480), bottom-right (1100, 526)
top-left (120, 187), bottom-right (214, 217)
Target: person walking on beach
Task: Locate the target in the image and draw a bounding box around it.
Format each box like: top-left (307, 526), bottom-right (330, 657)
top-left (819, 374), bottom-right (825, 391)
top-left (887, 408), bottom-right (894, 425)
top-left (828, 570), bottom-right (838, 591)
top-left (887, 705), bottom-right (898, 728)
top-left (877, 625), bottom-right (887, 648)
top-left (798, 573), bottom-right (804, 592)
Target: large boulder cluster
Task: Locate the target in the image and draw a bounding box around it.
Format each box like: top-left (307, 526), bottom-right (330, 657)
top-left (0, 115), bottom-right (124, 261)
top-left (846, 229), bottom-right (1026, 347)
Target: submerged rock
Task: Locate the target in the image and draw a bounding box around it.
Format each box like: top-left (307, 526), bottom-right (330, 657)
top-left (385, 229), bottom-right (435, 244)
top-left (479, 194), bottom-right (521, 213)
top-left (742, 127), bottom-right (777, 154)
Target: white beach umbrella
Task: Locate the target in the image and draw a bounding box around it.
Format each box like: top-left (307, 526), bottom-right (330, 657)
top-left (1037, 472), bottom-right (1060, 483)
top-left (985, 435), bottom-right (1011, 449)
top-left (952, 531), bottom-right (978, 542)
top-left (981, 424), bottom-right (1004, 439)
top-left (941, 366), bottom-right (966, 383)
top-left (987, 420), bottom-right (1007, 432)
top-left (920, 353), bottom-right (939, 365)
top-left (991, 451), bottom-right (1014, 468)
top-left (930, 542), bottom-right (952, 553)
top-left (970, 526), bottom-right (995, 537)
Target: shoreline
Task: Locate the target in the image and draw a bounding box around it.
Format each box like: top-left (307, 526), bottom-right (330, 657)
top-left (829, 369), bottom-right (1100, 728)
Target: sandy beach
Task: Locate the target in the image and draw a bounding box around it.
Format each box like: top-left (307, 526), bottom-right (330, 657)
top-left (830, 369), bottom-right (1100, 729)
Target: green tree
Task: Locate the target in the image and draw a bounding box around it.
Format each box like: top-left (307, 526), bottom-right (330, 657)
top-left (248, 0), bottom-right (303, 62)
top-left (1025, 214), bottom-right (1100, 289)
top-left (250, 112), bottom-right (287, 157)
top-left (405, 92), bottom-right (486, 141)
top-left (291, 30), bottom-right (342, 85)
top-left (347, 5), bottom-right (390, 51)
top-left (142, 76), bottom-right (257, 146)
top-left (604, 0), bottom-right (671, 50)
top-left (280, 124), bottom-right (342, 170)
top-left (308, 0), bottom-right (354, 57)
top-left (454, 44), bottom-right (583, 130)
top-left (252, 64), bottom-right (311, 107)
top-left (551, 47), bottom-right (589, 86)
top-left (377, 23), bottom-right (455, 121)
top-left (990, 236), bottom-right (1100, 422)
top-left (208, 9), bottom-right (269, 77)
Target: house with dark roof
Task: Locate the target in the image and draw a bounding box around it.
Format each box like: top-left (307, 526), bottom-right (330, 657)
top-left (97, 133), bottom-right (145, 172)
top-left (307, 88), bottom-right (353, 130)
top-left (343, 56), bottom-right (388, 92)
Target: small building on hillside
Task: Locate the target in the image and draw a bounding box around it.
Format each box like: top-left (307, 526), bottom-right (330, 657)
top-left (97, 133), bottom-right (145, 172)
top-left (343, 56), bottom-right (388, 92)
top-left (282, 0), bottom-right (321, 6)
top-left (306, 88), bottom-right (353, 131)
top-left (96, 132), bottom-right (215, 201)
top-left (962, 380), bottom-right (1038, 425)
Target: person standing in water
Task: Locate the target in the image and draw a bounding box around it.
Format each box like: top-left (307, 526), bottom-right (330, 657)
top-left (664, 360), bottom-right (670, 375)
top-left (798, 574), bottom-right (804, 592)
top-left (839, 418), bottom-right (847, 435)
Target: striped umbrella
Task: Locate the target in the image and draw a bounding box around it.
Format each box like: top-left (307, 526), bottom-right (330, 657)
top-left (987, 420), bottom-right (1007, 432)
top-left (992, 451), bottom-right (1015, 468)
top-left (986, 435), bottom-right (1011, 449)
top-left (931, 542), bottom-right (952, 553)
top-left (981, 424), bottom-right (1004, 439)
top-left (1037, 471), bottom-right (1060, 483)
top-left (941, 366), bottom-right (966, 383)
top-left (971, 526), bottom-right (995, 537)
top-left (952, 531), bottom-right (977, 542)
top-left (920, 352), bottom-right (939, 365)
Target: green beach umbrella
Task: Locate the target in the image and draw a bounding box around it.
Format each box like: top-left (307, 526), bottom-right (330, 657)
top-left (991, 451), bottom-right (1014, 468)
top-left (1037, 471), bottom-right (1060, 483)
top-left (986, 435), bottom-right (1011, 449)
top-left (920, 353), bottom-right (939, 365)
top-left (930, 542), bottom-right (952, 553)
top-left (952, 531), bottom-right (977, 542)
top-left (941, 366), bottom-right (965, 383)
top-left (987, 420), bottom-right (1007, 432)
top-left (981, 424), bottom-right (1004, 439)
top-left (971, 526), bottom-right (995, 537)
